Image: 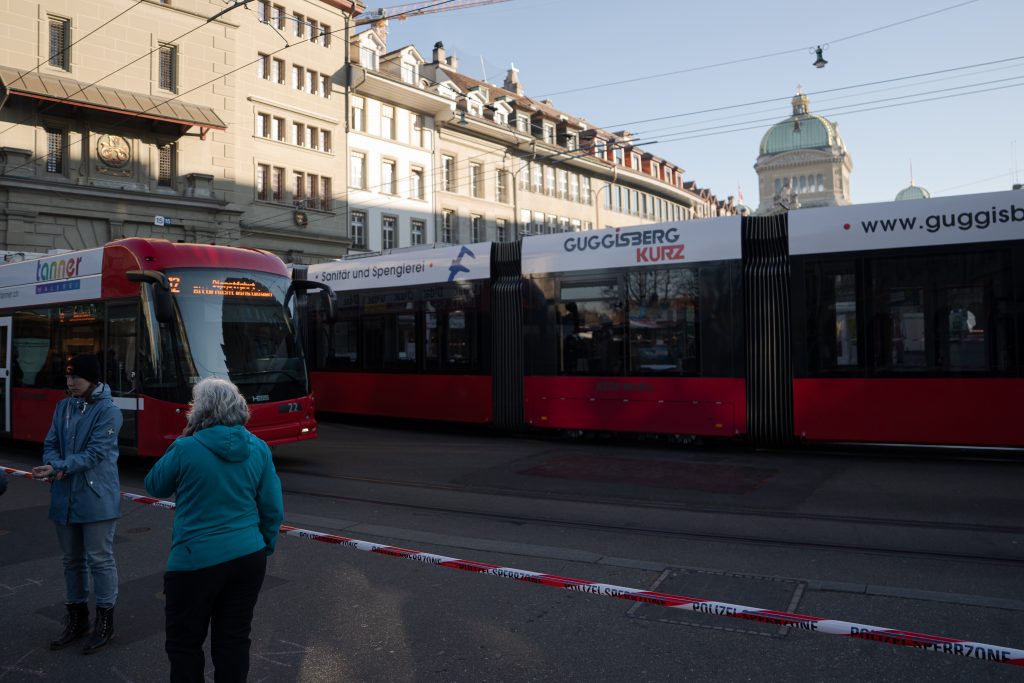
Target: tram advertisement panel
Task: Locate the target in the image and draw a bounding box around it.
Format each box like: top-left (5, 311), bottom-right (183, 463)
top-left (308, 242), bottom-right (492, 292)
top-left (789, 189), bottom-right (1024, 255)
top-left (521, 217), bottom-right (741, 275)
top-left (0, 249), bottom-right (103, 305)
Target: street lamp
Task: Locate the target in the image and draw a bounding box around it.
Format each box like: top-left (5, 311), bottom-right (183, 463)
top-left (812, 45), bottom-right (828, 69)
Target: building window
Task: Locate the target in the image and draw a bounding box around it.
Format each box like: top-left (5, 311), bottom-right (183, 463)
top-left (272, 116), bottom-right (284, 141)
top-left (401, 61), bottom-right (416, 84)
top-left (410, 167), bottom-right (424, 200)
top-left (272, 58), bottom-right (284, 83)
top-left (48, 17), bottom-right (70, 70)
top-left (158, 45), bottom-right (177, 92)
top-left (570, 173), bottom-right (579, 202)
top-left (257, 53), bottom-right (270, 80)
top-left (320, 25), bottom-right (331, 47)
top-left (516, 115), bottom-right (529, 132)
top-left (631, 153), bottom-right (641, 169)
top-left (292, 65), bottom-right (303, 90)
top-left (470, 163), bottom-right (482, 198)
top-left (293, 13), bottom-right (305, 37)
top-left (292, 122), bottom-right (305, 146)
top-left (319, 129), bottom-right (332, 153)
top-left (320, 177), bottom-right (331, 211)
top-left (351, 97), bottom-right (364, 131)
top-left (350, 152), bottom-right (365, 189)
top-left (306, 69), bottom-right (318, 95)
top-left (273, 4), bottom-right (285, 29)
top-left (45, 128), bottom-right (64, 173)
top-left (531, 163), bottom-right (542, 193)
top-left (382, 215), bottom-right (396, 249)
top-left (442, 155), bottom-right (455, 192)
top-left (496, 170), bottom-right (509, 203)
top-left (272, 167), bottom-right (285, 201)
top-left (382, 159), bottom-right (396, 194)
top-left (496, 218), bottom-right (507, 243)
top-left (471, 214), bottom-right (482, 242)
top-left (308, 19), bottom-right (318, 43)
top-left (381, 105), bottom-right (395, 140)
top-left (306, 173), bottom-right (318, 207)
top-left (158, 143), bottom-right (175, 187)
top-left (256, 164), bottom-right (269, 200)
top-left (542, 123), bottom-right (555, 144)
top-left (351, 211), bottom-right (366, 248)
top-left (305, 126), bottom-right (316, 149)
top-left (257, 0), bottom-right (270, 22)
top-left (441, 210), bottom-right (455, 243)
top-left (360, 45), bottom-right (378, 70)
top-left (321, 75), bottom-right (331, 98)
top-left (582, 176), bottom-right (591, 205)
top-left (544, 167), bottom-right (555, 196)
top-left (411, 219), bottom-right (425, 245)
top-left (557, 169), bottom-right (567, 198)
top-left (292, 171), bottom-right (305, 202)
top-left (255, 112), bottom-right (268, 137)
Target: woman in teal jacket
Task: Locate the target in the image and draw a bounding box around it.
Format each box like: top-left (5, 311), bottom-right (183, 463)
top-left (33, 353), bottom-right (122, 654)
top-left (145, 377), bottom-right (283, 683)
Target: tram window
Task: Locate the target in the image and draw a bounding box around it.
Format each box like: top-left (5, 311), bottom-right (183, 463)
top-left (559, 281), bottom-right (623, 376)
top-left (423, 285), bottom-right (480, 371)
top-left (875, 287), bottom-right (927, 370)
top-left (625, 268), bottom-right (699, 375)
top-left (12, 309), bottom-right (56, 388)
top-left (105, 302), bottom-right (138, 396)
top-left (805, 263), bottom-right (861, 373)
top-left (942, 287), bottom-right (986, 371)
top-left (329, 319), bottom-right (358, 368)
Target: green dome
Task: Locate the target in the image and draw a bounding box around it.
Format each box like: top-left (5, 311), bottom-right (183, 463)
top-left (759, 92), bottom-right (845, 155)
top-left (895, 183), bottom-right (931, 201)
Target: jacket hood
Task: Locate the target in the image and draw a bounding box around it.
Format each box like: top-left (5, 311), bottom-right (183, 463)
top-left (192, 425), bottom-right (251, 463)
top-left (89, 382), bottom-right (113, 402)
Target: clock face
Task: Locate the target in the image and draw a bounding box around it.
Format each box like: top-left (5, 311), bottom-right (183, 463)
top-left (97, 134), bottom-right (131, 168)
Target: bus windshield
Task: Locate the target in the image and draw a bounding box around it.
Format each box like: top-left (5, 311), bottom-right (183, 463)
top-left (168, 268), bottom-right (308, 402)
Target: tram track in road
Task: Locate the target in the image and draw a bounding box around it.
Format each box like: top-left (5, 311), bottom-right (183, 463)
top-left (279, 471), bottom-right (1024, 567)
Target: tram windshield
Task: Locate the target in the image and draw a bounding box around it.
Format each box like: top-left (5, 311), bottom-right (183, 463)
top-left (167, 268), bottom-right (307, 402)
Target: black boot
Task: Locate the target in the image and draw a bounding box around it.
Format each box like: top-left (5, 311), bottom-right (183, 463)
top-left (81, 606), bottom-right (113, 654)
top-left (50, 603), bottom-right (90, 650)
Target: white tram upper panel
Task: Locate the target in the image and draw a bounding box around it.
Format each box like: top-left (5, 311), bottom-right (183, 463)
top-left (0, 248), bottom-right (104, 306)
top-left (788, 189), bottom-right (1024, 255)
top-left (520, 216), bottom-right (742, 276)
top-left (308, 242), bottom-right (493, 292)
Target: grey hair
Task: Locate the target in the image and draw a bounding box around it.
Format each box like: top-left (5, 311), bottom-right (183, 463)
top-left (185, 377), bottom-right (250, 433)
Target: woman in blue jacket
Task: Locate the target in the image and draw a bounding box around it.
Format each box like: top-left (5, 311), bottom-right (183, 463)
top-left (145, 377), bottom-right (283, 683)
top-left (32, 353), bottom-right (123, 654)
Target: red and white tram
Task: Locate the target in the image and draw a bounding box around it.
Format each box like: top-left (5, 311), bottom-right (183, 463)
top-left (302, 189), bottom-right (1024, 450)
top-left (0, 238), bottom-right (317, 457)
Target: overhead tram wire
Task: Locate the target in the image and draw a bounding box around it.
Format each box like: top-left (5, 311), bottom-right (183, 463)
top-left (0, 0), bottom-right (251, 139)
top-left (0, 0), bottom-right (462, 179)
top-left (536, 0), bottom-right (986, 99)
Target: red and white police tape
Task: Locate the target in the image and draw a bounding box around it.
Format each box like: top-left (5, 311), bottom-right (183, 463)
top-left (4, 465), bottom-right (1023, 666)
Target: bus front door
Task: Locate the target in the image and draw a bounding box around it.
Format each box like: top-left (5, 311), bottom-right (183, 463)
top-left (0, 316), bottom-right (10, 433)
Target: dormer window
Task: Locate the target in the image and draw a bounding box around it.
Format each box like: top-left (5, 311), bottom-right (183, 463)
top-left (401, 60), bottom-right (417, 84)
top-left (631, 153), bottom-right (641, 169)
top-left (493, 109), bottom-right (507, 125)
top-left (360, 45), bottom-right (378, 70)
top-left (542, 122), bottom-right (555, 144)
top-left (651, 162), bottom-right (659, 179)
top-left (517, 115), bottom-right (529, 132)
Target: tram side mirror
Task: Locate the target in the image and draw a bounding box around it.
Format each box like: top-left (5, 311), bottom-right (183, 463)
top-left (127, 270), bottom-right (174, 324)
top-left (287, 279), bottom-right (336, 322)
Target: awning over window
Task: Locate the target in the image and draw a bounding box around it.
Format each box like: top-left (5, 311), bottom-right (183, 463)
top-left (0, 65), bottom-right (226, 135)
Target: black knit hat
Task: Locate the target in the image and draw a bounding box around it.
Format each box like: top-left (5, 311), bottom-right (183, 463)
top-left (65, 354), bottom-right (101, 384)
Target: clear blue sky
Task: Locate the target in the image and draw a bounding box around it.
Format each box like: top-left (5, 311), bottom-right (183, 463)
top-left (379, 0), bottom-right (1023, 206)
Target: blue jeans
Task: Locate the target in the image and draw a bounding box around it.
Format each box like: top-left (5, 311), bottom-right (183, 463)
top-left (54, 520), bottom-right (118, 608)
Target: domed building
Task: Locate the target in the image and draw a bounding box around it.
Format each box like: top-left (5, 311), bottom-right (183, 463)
top-left (754, 90), bottom-right (853, 214)
top-left (895, 181), bottom-right (931, 201)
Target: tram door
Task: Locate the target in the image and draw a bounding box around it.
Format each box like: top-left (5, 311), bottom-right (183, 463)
top-left (0, 316), bottom-right (10, 433)
top-left (106, 303), bottom-right (139, 449)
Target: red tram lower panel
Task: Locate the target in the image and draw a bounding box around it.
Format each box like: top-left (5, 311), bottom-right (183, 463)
top-left (523, 376), bottom-right (745, 437)
top-left (793, 378), bottom-right (1024, 447)
top-left (311, 372), bottom-right (493, 424)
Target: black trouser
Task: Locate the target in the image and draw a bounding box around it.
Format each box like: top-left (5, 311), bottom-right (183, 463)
top-left (164, 549), bottom-right (267, 683)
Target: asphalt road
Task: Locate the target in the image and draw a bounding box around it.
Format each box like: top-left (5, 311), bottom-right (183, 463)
top-left (1, 421), bottom-right (1022, 682)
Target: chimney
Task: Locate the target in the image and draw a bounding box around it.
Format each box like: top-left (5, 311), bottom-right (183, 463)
top-left (432, 41), bottom-right (445, 65)
top-left (504, 63), bottom-right (523, 95)
top-left (446, 55), bottom-right (458, 71)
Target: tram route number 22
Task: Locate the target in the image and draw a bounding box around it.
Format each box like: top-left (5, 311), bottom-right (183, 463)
top-left (278, 402), bottom-right (301, 413)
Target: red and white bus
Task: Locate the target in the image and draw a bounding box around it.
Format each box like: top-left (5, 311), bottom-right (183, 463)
top-left (0, 238), bottom-right (318, 457)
